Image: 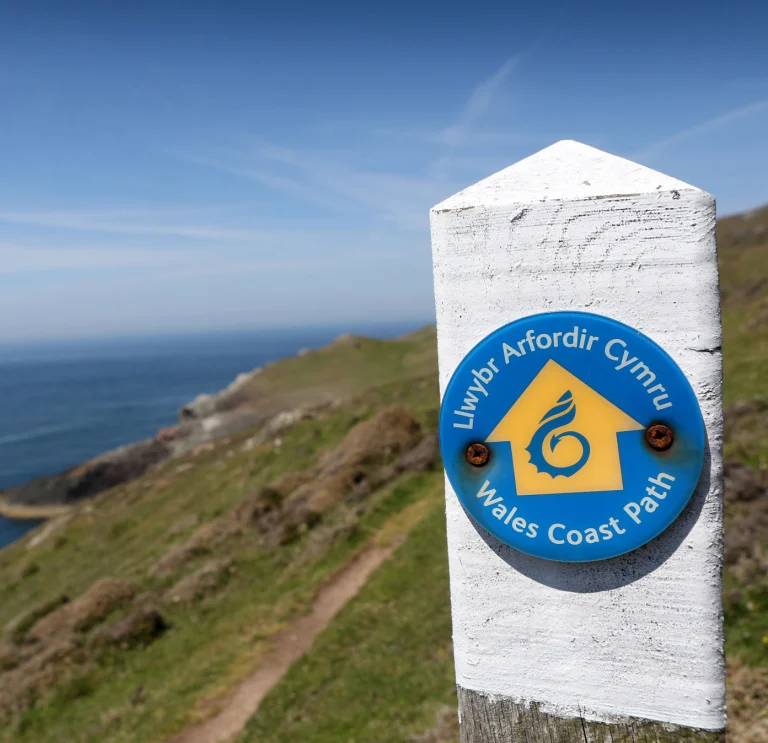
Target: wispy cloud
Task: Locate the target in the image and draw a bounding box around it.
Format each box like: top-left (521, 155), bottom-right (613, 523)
top-left (0, 227), bottom-right (415, 278)
top-left (174, 144), bottom-right (458, 232)
top-left (173, 151), bottom-right (354, 214)
top-left (170, 57), bottom-right (532, 229)
top-left (166, 36), bottom-right (543, 233)
top-left (438, 56), bottom-right (520, 148)
top-left (167, 49), bottom-right (538, 230)
top-left (0, 241), bottom-right (176, 274)
top-left (0, 208), bottom-right (275, 242)
top-left (633, 99), bottom-right (768, 160)
top-left (371, 127), bottom-right (544, 148)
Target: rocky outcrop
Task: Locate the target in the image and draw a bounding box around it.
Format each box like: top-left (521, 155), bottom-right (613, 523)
top-left (0, 400), bottom-right (330, 515)
top-left (1, 439), bottom-right (170, 510)
top-left (0, 330), bottom-right (434, 514)
top-left (179, 368), bottom-right (263, 421)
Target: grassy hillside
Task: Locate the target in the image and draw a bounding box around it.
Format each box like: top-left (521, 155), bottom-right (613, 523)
top-left (0, 332), bottom-right (444, 742)
top-left (719, 204), bottom-right (768, 465)
top-left (0, 208), bottom-right (766, 743)
top-left (716, 207), bottom-right (768, 736)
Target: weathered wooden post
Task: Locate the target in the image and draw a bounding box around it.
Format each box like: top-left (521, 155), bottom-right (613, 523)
top-left (431, 140), bottom-right (724, 742)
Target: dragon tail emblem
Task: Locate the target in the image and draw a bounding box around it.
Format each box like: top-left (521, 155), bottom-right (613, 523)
top-left (525, 390), bottom-right (590, 478)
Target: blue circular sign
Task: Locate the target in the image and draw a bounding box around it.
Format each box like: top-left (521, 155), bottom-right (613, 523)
top-left (439, 311), bottom-right (705, 562)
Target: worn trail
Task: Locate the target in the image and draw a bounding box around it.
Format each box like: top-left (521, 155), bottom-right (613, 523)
top-left (170, 542), bottom-right (399, 743)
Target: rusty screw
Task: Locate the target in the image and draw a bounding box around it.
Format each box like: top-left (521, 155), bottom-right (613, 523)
top-left (466, 442), bottom-right (491, 467)
top-left (646, 424), bottom-right (674, 452)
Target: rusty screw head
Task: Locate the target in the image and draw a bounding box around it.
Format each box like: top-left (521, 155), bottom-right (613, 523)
top-left (646, 424), bottom-right (674, 452)
top-left (466, 442), bottom-right (491, 467)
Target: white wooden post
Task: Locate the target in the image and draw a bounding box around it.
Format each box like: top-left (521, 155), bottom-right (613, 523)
top-left (430, 140), bottom-right (724, 742)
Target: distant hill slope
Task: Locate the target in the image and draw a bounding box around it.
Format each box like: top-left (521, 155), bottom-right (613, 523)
top-left (0, 207), bottom-right (766, 742)
top-left (718, 205), bottom-right (768, 467)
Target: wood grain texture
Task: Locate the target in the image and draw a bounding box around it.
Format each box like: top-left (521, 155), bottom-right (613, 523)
top-left (457, 687), bottom-right (725, 743)
top-left (430, 141), bottom-right (725, 731)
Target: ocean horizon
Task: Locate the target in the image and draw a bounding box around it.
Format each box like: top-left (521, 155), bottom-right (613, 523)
top-left (0, 320), bottom-right (428, 549)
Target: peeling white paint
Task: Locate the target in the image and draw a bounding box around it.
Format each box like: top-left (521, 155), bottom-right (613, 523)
top-left (430, 140), bottom-right (725, 730)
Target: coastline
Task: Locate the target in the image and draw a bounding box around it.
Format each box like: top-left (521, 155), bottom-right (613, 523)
top-left (0, 498), bottom-right (71, 520)
top-left (0, 325), bottom-right (431, 535)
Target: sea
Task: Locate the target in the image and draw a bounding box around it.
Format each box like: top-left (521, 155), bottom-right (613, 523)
top-left (0, 322), bottom-right (422, 550)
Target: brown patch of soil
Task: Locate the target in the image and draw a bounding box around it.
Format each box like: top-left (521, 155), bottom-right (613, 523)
top-left (29, 578), bottom-right (136, 642)
top-left (410, 704), bottom-right (460, 743)
top-left (227, 470), bottom-right (314, 532)
top-left (151, 406), bottom-right (432, 581)
top-left (727, 658), bottom-right (768, 743)
top-left (268, 405), bottom-right (422, 544)
top-left (723, 461), bottom-right (768, 577)
top-left (164, 559), bottom-right (235, 605)
top-left (0, 636), bottom-right (87, 718)
top-left (0, 644), bottom-right (21, 673)
top-left (169, 513), bottom-right (201, 537)
top-left (149, 521), bottom-right (223, 578)
top-left (725, 460), bottom-right (768, 504)
top-left (89, 606), bottom-right (168, 649)
top-left (4, 594), bottom-right (70, 645)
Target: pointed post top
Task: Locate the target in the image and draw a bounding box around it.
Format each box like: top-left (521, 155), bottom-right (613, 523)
top-left (432, 139), bottom-right (707, 212)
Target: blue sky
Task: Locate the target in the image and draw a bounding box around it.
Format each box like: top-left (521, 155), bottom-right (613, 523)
top-left (0, 0), bottom-right (766, 341)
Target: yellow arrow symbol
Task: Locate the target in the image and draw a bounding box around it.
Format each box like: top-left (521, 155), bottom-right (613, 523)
top-left (486, 359), bottom-right (643, 495)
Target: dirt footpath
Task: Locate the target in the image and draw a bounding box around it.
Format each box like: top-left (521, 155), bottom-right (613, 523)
top-left (170, 541), bottom-right (400, 743)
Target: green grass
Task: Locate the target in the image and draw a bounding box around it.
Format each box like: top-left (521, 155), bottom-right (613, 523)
top-left (718, 206), bottom-right (768, 467)
top-left (4, 471), bottom-right (441, 743)
top-left (239, 496), bottom-right (456, 743)
top-left (724, 582), bottom-right (768, 668)
top-left (0, 350), bottom-right (442, 742)
top-left (226, 331), bottom-right (439, 420)
top-left (715, 206), bottom-right (768, 672)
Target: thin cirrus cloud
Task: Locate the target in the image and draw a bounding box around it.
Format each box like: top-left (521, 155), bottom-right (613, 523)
top-left (0, 209), bottom-right (277, 242)
top-left (438, 56), bottom-right (520, 148)
top-left (632, 99), bottom-right (768, 161)
top-left (171, 57), bottom-right (526, 231)
top-left (0, 242), bottom-right (177, 274)
top-left (360, 57), bottom-right (524, 152)
top-left (174, 144), bottom-right (460, 232)
top-left (0, 207), bottom-right (423, 254)
top-left (0, 226), bottom-right (413, 279)
top-left (168, 56), bottom-right (519, 231)
top-left (0, 248), bottom-right (401, 282)
top-left (169, 151), bottom-right (355, 216)
top-left (370, 127), bottom-right (539, 146)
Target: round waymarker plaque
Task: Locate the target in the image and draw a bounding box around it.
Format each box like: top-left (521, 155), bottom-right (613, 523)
top-left (439, 311), bottom-right (705, 562)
